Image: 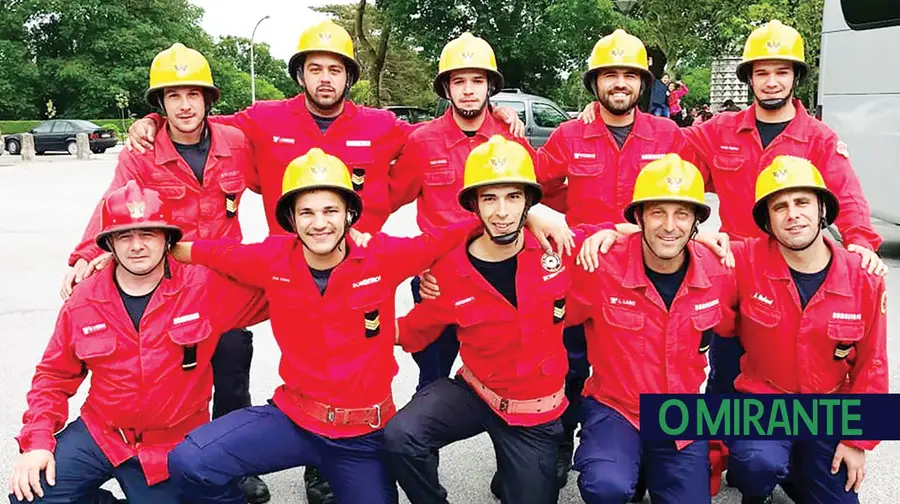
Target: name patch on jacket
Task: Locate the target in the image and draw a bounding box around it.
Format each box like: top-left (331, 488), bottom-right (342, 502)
top-left (695, 299), bottom-right (720, 311)
top-left (641, 153), bottom-right (667, 161)
top-left (573, 152), bottom-right (596, 160)
top-left (353, 276), bottom-right (382, 289)
top-left (609, 296), bottom-right (636, 307)
top-left (346, 140), bottom-right (371, 147)
top-left (272, 136), bottom-right (295, 144)
top-left (82, 323), bottom-right (107, 335)
top-left (173, 312), bottom-right (200, 325)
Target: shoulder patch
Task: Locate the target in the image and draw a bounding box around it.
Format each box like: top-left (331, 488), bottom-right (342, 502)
top-left (836, 140), bottom-right (850, 159)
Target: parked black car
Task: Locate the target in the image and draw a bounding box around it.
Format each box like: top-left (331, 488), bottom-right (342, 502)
top-left (4, 120), bottom-right (116, 155)
top-left (384, 106), bottom-right (434, 124)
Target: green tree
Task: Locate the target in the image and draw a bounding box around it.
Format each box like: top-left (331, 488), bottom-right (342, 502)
top-left (0, 1), bottom-right (41, 119)
top-left (213, 35), bottom-right (297, 99)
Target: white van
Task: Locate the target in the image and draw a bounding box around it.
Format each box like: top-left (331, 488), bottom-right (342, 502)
top-left (818, 0), bottom-right (900, 224)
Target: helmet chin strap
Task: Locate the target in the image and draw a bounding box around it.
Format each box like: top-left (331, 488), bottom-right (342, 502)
top-left (479, 201), bottom-right (530, 246)
top-left (754, 79), bottom-right (795, 111)
top-left (291, 212), bottom-right (351, 258)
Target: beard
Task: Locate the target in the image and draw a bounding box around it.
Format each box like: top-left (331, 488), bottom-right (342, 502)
top-left (305, 86), bottom-right (343, 113)
top-left (597, 86), bottom-right (640, 116)
top-left (452, 97), bottom-right (488, 119)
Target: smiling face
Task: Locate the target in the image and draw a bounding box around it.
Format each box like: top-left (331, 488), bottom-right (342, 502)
top-left (447, 69), bottom-right (489, 120)
top-left (110, 229), bottom-right (168, 276)
top-left (750, 60), bottom-right (795, 107)
top-left (639, 201), bottom-right (696, 260)
top-left (595, 68), bottom-right (642, 116)
top-left (162, 86), bottom-right (206, 135)
top-left (475, 184), bottom-right (528, 238)
top-left (301, 52), bottom-right (348, 112)
top-left (292, 189), bottom-right (349, 255)
top-left (766, 188), bottom-right (822, 249)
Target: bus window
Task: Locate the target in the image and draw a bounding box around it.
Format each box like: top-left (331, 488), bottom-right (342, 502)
top-left (841, 0), bottom-right (900, 30)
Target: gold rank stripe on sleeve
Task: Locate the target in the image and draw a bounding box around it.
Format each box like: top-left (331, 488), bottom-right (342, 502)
top-left (365, 310), bottom-right (381, 337)
top-left (553, 298), bottom-right (566, 324)
top-left (833, 343), bottom-right (853, 360)
top-left (352, 168), bottom-right (365, 191)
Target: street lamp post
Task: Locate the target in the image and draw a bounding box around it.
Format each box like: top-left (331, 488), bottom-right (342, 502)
top-left (250, 15), bottom-right (270, 103)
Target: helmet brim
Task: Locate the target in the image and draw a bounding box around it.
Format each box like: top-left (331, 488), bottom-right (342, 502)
top-left (96, 223), bottom-right (184, 251)
top-left (458, 180), bottom-right (542, 212)
top-left (433, 69), bottom-right (504, 100)
top-left (145, 84), bottom-right (220, 108)
top-left (623, 198), bottom-right (712, 225)
top-left (275, 186), bottom-right (363, 233)
top-left (752, 186), bottom-right (839, 234)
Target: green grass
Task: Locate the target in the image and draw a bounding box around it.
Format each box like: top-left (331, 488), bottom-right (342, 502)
top-left (0, 119), bottom-right (136, 135)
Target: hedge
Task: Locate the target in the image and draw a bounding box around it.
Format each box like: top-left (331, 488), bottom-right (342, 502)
top-left (0, 119), bottom-right (136, 135)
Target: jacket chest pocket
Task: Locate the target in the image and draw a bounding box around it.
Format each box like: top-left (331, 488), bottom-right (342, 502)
top-left (217, 175), bottom-right (246, 218)
top-left (74, 330), bottom-right (118, 364)
top-left (741, 300), bottom-right (781, 329)
top-left (168, 318), bottom-right (214, 371)
top-left (712, 153), bottom-right (745, 172)
top-left (601, 304), bottom-right (646, 354)
top-left (422, 169), bottom-right (458, 204)
top-left (568, 160), bottom-right (605, 201)
top-left (827, 320), bottom-right (865, 362)
top-left (690, 305), bottom-right (723, 355)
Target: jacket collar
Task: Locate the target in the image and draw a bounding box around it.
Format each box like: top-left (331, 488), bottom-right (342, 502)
top-left (621, 233), bottom-right (712, 290)
top-left (583, 105), bottom-right (654, 143)
top-left (154, 120), bottom-right (232, 167)
top-left (764, 237), bottom-right (852, 297)
top-left (85, 258), bottom-right (185, 303)
top-left (448, 227), bottom-right (540, 277)
top-left (441, 107), bottom-right (508, 149)
top-left (735, 98), bottom-right (812, 143)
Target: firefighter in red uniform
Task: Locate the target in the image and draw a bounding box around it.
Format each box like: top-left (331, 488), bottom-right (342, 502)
top-left (534, 29), bottom-right (697, 488)
top-left (57, 43), bottom-right (271, 502)
top-left (725, 156), bottom-right (888, 504)
top-left (385, 136), bottom-right (607, 504)
top-left (164, 147), bottom-right (477, 504)
top-left (568, 154), bottom-right (738, 504)
top-left (388, 32), bottom-right (569, 392)
top-left (126, 20), bottom-right (522, 237)
top-left (8, 182), bottom-right (268, 504)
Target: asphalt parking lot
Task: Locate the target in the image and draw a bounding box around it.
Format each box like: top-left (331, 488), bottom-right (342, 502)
top-left (1, 147), bottom-right (897, 503)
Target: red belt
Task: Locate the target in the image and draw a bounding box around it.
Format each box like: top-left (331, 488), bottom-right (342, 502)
top-left (460, 366), bottom-right (565, 415)
top-left (111, 409), bottom-right (208, 446)
top-left (291, 391), bottom-right (392, 429)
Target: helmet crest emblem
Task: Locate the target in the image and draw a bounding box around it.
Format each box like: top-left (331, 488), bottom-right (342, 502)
top-left (174, 63), bottom-right (189, 77)
top-left (610, 48), bottom-right (625, 59)
top-left (460, 51), bottom-right (475, 62)
top-left (489, 156), bottom-right (507, 174)
top-left (765, 39), bottom-right (782, 53)
top-left (310, 164), bottom-right (328, 180)
top-left (318, 32), bottom-right (332, 43)
top-left (665, 176), bottom-right (684, 193)
top-left (772, 166), bottom-right (789, 183)
top-left (126, 201), bottom-right (146, 219)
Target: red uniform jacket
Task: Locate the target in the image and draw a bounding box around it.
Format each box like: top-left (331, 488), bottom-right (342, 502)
top-left (569, 233), bottom-right (738, 449)
top-left (151, 96), bottom-right (414, 235)
top-left (685, 99), bottom-right (882, 250)
top-left (398, 229), bottom-right (600, 427)
top-left (536, 106), bottom-right (693, 226)
top-left (70, 121), bottom-right (250, 266)
top-left (730, 238), bottom-right (888, 451)
top-left (388, 108), bottom-right (554, 234)
top-left (17, 261), bottom-right (268, 485)
top-left (189, 222), bottom-right (477, 439)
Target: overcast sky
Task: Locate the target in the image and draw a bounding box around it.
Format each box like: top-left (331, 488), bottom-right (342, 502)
top-left (191, 0), bottom-right (354, 63)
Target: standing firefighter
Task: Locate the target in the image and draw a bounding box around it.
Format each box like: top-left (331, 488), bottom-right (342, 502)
top-left (60, 43), bottom-right (269, 501)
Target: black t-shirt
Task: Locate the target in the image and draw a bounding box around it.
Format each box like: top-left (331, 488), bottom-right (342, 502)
top-left (309, 267), bottom-right (334, 295)
top-left (607, 124), bottom-right (633, 149)
top-left (311, 113), bottom-right (338, 133)
top-left (790, 258), bottom-right (832, 309)
top-left (463, 130), bottom-right (477, 138)
top-left (115, 278), bottom-right (157, 331)
top-left (172, 126), bottom-right (211, 184)
top-left (468, 252), bottom-right (518, 307)
top-left (645, 255), bottom-right (689, 310)
top-left (756, 119), bottom-right (791, 149)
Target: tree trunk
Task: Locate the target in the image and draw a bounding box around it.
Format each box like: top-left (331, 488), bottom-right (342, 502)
top-left (355, 0), bottom-right (391, 107)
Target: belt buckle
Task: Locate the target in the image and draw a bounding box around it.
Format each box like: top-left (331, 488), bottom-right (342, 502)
top-left (499, 398), bottom-right (509, 412)
top-left (367, 404), bottom-right (382, 429)
top-left (327, 408), bottom-right (336, 423)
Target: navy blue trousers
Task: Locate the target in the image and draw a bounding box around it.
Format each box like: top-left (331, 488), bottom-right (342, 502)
top-left (728, 439), bottom-right (860, 503)
top-left (8, 418), bottom-right (181, 504)
top-left (211, 328), bottom-right (253, 419)
top-left (705, 333), bottom-right (743, 394)
top-left (167, 403), bottom-right (398, 504)
top-left (410, 276), bottom-right (460, 391)
top-left (383, 377), bottom-right (561, 504)
top-left (561, 324), bottom-right (589, 432)
top-left (574, 398), bottom-right (710, 504)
